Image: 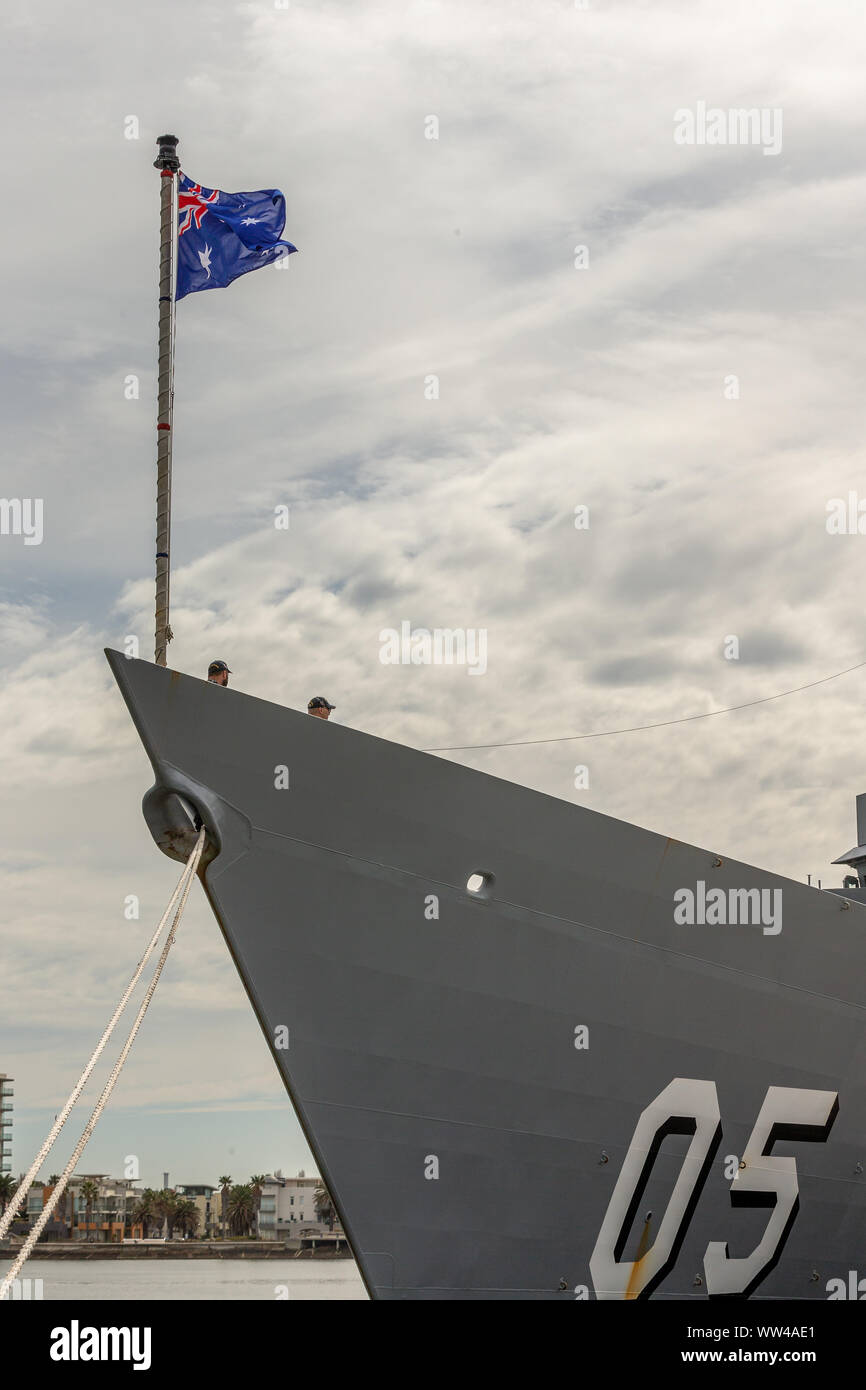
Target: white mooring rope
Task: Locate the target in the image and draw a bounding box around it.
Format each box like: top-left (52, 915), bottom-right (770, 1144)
top-left (0, 828), bottom-right (206, 1299)
top-left (0, 838), bottom-right (202, 1243)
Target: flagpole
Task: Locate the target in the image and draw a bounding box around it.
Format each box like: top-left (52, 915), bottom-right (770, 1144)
top-left (153, 134), bottom-right (180, 666)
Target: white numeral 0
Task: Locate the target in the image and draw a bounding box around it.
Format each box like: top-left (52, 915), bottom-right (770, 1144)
top-left (704, 1085), bottom-right (838, 1297)
top-left (590, 1079), bottom-right (721, 1300)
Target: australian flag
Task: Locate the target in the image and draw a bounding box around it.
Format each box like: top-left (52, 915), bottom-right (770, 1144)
top-left (175, 173), bottom-right (297, 301)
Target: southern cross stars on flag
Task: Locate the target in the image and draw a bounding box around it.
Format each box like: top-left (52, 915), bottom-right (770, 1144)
top-left (175, 173), bottom-right (298, 300)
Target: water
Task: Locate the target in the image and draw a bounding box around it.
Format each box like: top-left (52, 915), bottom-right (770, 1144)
top-left (1, 1258), bottom-right (367, 1300)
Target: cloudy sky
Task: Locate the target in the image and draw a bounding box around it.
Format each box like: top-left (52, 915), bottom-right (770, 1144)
top-left (1, 0), bottom-right (865, 1191)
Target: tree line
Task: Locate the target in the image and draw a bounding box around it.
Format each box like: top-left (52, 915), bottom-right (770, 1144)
top-left (0, 1173), bottom-right (337, 1240)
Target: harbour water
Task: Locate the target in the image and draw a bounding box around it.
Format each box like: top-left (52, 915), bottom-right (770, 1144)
top-left (1, 1258), bottom-right (367, 1301)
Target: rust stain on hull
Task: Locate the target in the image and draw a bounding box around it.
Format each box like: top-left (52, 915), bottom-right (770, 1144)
top-left (624, 1217), bottom-right (654, 1300)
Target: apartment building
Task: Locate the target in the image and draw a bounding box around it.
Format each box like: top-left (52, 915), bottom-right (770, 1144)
top-left (8, 1174), bottom-right (144, 1242)
top-left (66, 1175), bottom-right (143, 1242)
top-left (258, 1170), bottom-right (327, 1239)
top-left (174, 1183), bottom-right (220, 1238)
top-left (0, 1074), bottom-right (13, 1176)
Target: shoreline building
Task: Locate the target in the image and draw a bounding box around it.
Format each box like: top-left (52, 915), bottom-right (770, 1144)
top-left (66, 1175), bottom-right (143, 1242)
top-left (0, 1075), bottom-right (12, 1176)
top-left (7, 1174), bottom-right (144, 1242)
top-left (258, 1170), bottom-right (327, 1240)
top-left (174, 1183), bottom-right (220, 1238)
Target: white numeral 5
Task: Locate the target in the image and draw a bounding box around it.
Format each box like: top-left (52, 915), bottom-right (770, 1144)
top-left (703, 1086), bottom-right (838, 1296)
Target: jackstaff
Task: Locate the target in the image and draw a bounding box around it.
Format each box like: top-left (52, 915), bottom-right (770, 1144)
top-left (153, 133), bottom-right (179, 667)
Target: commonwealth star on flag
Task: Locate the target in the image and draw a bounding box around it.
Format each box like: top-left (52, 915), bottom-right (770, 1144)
top-left (175, 173), bottom-right (298, 300)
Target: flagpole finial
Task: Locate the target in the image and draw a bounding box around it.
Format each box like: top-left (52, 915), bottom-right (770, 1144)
top-left (154, 134), bottom-right (180, 172)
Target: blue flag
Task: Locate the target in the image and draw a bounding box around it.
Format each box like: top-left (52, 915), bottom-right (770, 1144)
top-left (175, 173), bottom-right (297, 301)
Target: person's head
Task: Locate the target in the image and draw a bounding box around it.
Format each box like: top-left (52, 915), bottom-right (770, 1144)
top-left (307, 696), bottom-right (335, 720)
top-left (208, 660), bottom-right (231, 687)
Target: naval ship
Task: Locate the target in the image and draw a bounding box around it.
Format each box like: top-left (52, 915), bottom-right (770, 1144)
top-left (107, 649), bottom-right (866, 1301)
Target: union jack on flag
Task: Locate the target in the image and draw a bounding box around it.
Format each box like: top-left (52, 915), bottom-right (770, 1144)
top-left (175, 172), bottom-right (297, 301)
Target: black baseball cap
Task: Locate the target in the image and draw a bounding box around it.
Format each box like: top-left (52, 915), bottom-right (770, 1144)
top-left (208, 660), bottom-right (232, 674)
top-left (307, 696), bottom-right (335, 710)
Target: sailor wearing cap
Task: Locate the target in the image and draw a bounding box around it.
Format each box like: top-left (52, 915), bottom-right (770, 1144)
top-left (207, 660), bottom-right (232, 687)
top-left (307, 696), bottom-right (335, 720)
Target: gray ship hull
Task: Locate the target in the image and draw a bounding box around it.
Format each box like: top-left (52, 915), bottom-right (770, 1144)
top-left (107, 650), bottom-right (866, 1300)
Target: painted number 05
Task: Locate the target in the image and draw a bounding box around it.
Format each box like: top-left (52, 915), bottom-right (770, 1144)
top-left (589, 1078), bottom-right (838, 1299)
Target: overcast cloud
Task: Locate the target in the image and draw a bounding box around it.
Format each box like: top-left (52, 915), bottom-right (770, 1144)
top-left (1, 0), bottom-right (865, 1188)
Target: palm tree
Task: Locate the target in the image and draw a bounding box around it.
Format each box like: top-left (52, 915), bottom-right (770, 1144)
top-left (131, 1188), bottom-right (159, 1238)
top-left (218, 1175), bottom-right (232, 1240)
top-left (154, 1189), bottom-right (179, 1240)
top-left (175, 1199), bottom-right (200, 1239)
top-left (0, 1174), bottom-right (17, 1217)
top-left (313, 1182), bottom-right (336, 1231)
top-left (227, 1184), bottom-right (255, 1238)
top-left (250, 1175), bottom-right (266, 1237)
top-left (80, 1179), bottom-right (99, 1241)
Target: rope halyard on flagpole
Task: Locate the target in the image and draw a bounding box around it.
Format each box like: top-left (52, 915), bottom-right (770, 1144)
top-left (0, 828), bottom-right (206, 1300)
top-left (154, 134), bottom-right (180, 667)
